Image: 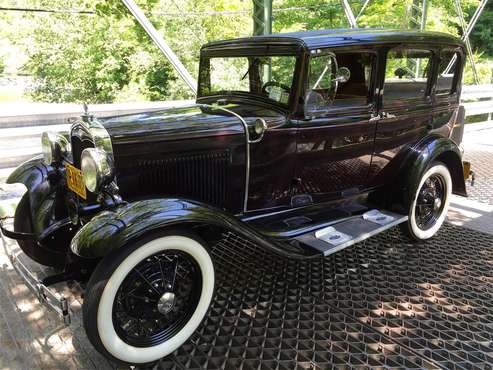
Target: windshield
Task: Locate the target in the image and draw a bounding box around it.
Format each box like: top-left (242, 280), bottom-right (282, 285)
top-left (198, 54), bottom-right (297, 106)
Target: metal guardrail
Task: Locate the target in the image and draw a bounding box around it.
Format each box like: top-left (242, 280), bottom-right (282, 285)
top-left (0, 100), bottom-right (193, 129)
top-left (0, 84), bottom-right (490, 130)
top-left (461, 84), bottom-right (493, 118)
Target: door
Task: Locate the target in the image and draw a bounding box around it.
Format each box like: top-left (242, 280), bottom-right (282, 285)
top-left (369, 47), bottom-right (434, 186)
top-left (294, 49), bottom-right (378, 203)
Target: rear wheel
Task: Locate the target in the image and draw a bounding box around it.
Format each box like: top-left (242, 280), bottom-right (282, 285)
top-left (401, 162), bottom-right (452, 241)
top-left (83, 232), bottom-right (215, 366)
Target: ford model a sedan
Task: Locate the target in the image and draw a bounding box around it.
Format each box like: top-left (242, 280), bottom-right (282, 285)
top-left (1, 29), bottom-right (469, 365)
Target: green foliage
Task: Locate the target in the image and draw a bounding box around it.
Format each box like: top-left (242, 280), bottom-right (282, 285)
top-left (25, 16), bottom-right (131, 103)
top-left (2, 0), bottom-right (492, 104)
top-left (468, 1), bottom-right (493, 58)
top-left (463, 52), bottom-right (493, 85)
top-left (21, 0), bottom-right (179, 103)
top-left (0, 56), bottom-right (5, 75)
top-left (273, 0), bottom-right (351, 32)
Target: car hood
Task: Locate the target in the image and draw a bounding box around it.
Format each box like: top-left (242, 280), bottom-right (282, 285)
top-left (100, 103), bottom-right (286, 145)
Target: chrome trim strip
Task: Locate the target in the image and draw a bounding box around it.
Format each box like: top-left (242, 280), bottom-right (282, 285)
top-left (208, 105), bottom-right (250, 213)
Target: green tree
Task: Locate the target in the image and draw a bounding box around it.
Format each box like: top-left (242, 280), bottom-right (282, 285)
top-left (7, 0), bottom-right (493, 103)
top-left (23, 0), bottom-right (178, 103)
top-left (468, 1), bottom-right (493, 57)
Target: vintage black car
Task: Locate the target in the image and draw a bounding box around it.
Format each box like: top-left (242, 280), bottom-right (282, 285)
top-left (1, 29), bottom-right (469, 365)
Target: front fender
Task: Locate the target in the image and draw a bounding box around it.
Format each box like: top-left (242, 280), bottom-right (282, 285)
top-left (7, 155), bottom-right (50, 189)
top-left (70, 198), bottom-right (318, 260)
top-left (6, 156), bottom-right (68, 236)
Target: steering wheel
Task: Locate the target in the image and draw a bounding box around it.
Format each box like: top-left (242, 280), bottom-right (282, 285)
top-left (262, 81), bottom-right (291, 95)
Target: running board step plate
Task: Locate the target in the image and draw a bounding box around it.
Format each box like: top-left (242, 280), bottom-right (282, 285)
top-left (295, 210), bottom-right (407, 256)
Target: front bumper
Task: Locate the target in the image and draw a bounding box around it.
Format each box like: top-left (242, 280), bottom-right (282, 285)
top-left (0, 182), bottom-right (71, 325)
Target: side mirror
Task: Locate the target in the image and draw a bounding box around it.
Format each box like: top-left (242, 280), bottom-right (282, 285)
top-left (334, 67), bottom-right (350, 84)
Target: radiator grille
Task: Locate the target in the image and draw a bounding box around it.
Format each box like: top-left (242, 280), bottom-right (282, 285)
top-left (70, 136), bottom-right (94, 168)
top-left (137, 151), bottom-right (229, 206)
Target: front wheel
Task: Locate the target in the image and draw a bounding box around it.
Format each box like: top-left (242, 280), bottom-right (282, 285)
top-left (401, 162), bottom-right (452, 241)
top-left (83, 232), bottom-right (215, 365)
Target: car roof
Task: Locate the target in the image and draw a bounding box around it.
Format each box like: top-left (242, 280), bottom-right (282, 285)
top-left (202, 28), bottom-right (464, 52)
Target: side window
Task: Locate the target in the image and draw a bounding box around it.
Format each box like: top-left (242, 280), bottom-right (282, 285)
top-left (383, 49), bottom-right (432, 103)
top-left (308, 54), bottom-right (338, 91)
top-left (305, 51), bottom-right (374, 114)
top-left (436, 50), bottom-right (459, 95)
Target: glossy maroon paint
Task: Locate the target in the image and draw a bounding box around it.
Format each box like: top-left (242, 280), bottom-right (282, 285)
top-left (71, 29), bottom-right (466, 216)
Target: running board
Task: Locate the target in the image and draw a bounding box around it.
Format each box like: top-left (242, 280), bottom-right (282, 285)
top-left (294, 210), bottom-right (407, 256)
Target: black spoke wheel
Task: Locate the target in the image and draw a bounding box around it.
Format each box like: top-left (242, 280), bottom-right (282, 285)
top-left (401, 162), bottom-right (452, 241)
top-left (82, 232), bottom-right (215, 365)
top-left (112, 250), bottom-right (202, 348)
top-left (414, 174), bottom-right (446, 231)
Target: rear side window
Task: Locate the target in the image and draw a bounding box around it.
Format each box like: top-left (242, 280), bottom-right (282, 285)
top-left (436, 50), bottom-right (459, 95)
top-left (383, 49), bottom-right (432, 103)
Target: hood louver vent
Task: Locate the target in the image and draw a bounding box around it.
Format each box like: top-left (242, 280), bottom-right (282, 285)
top-left (137, 151), bottom-right (229, 207)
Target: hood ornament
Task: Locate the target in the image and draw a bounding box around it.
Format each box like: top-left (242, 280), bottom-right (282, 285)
top-left (81, 103), bottom-right (93, 122)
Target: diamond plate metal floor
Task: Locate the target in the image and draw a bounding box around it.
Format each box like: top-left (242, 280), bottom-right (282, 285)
top-left (156, 224), bottom-right (493, 370)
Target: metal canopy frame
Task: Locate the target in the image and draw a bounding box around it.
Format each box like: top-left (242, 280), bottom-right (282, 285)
top-left (450, 0), bottom-right (488, 84)
top-left (341, 0), bottom-right (358, 28)
top-left (253, 0), bottom-right (272, 36)
top-left (121, 0), bottom-right (197, 93)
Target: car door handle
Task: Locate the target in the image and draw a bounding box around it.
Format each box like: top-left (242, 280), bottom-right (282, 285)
top-left (381, 111), bottom-right (396, 119)
top-left (369, 112), bottom-right (396, 122)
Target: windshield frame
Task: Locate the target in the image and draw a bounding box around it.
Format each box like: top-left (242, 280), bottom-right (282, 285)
top-left (197, 47), bottom-right (302, 111)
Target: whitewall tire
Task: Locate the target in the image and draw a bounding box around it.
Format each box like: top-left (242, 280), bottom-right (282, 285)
top-left (83, 233), bottom-right (215, 365)
top-left (402, 162), bottom-right (452, 241)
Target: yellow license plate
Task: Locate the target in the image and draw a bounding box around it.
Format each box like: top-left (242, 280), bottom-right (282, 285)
top-left (463, 161), bottom-right (471, 180)
top-left (66, 163), bottom-right (87, 199)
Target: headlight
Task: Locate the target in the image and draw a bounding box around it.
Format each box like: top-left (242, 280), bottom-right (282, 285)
top-left (81, 148), bottom-right (114, 193)
top-left (41, 131), bottom-right (70, 165)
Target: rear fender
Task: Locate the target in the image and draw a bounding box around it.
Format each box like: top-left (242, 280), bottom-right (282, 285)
top-left (396, 135), bottom-right (466, 210)
top-left (70, 198), bottom-right (317, 260)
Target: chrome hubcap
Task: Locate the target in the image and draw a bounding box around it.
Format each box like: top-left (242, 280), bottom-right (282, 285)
top-left (157, 292), bottom-right (176, 314)
top-left (433, 197), bottom-right (442, 211)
